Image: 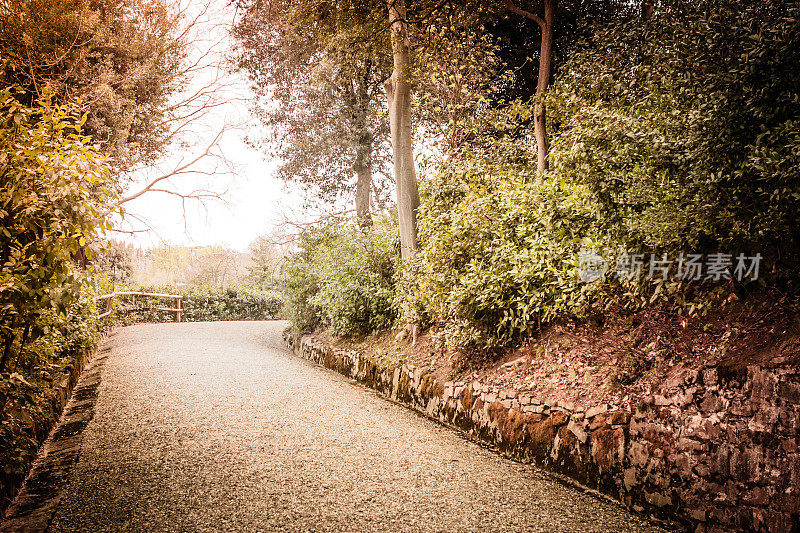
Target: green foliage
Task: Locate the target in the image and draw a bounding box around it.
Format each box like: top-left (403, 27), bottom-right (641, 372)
top-left (408, 149), bottom-right (603, 350)
top-left (547, 0), bottom-right (800, 257)
top-left (110, 285), bottom-right (283, 325)
top-left (0, 89), bottom-right (114, 509)
top-left (398, 0), bottom-right (800, 351)
top-left (283, 217), bottom-right (399, 336)
top-left (0, 88), bottom-right (114, 369)
top-left (246, 236), bottom-right (287, 291)
top-left (0, 0), bottom-right (188, 168)
top-left (0, 282), bottom-right (103, 510)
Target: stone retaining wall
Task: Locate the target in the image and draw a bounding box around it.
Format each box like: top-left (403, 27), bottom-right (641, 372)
top-left (285, 331), bottom-right (800, 532)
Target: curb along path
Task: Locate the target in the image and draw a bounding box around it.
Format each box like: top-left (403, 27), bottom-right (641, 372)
top-left (1, 339), bottom-right (111, 532)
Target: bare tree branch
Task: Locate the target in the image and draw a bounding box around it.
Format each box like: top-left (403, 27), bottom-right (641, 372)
top-left (115, 127), bottom-right (227, 206)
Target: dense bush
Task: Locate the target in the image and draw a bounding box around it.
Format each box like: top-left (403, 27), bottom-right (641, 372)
top-left (109, 285), bottom-right (283, 324)
top-left (548, 0), bottom-right (800, 259)
top-left (0, 88), bottom-right (113, 372)
top-left (283, 217), bottom-right (399, 336)
top-left (391, 0), bottom-right (800, 352)
top-left (0, 278), bottom-right (105, 510)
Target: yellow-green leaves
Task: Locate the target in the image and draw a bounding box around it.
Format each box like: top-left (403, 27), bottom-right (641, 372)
top-left (0, 89), bottom-right (117, 344)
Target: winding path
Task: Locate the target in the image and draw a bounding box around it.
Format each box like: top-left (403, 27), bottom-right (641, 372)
top-left (4, 322), bottom-right (664, 532)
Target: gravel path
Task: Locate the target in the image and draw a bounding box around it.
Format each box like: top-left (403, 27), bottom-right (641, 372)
top-left (32, 322), bottom-right (663, 532)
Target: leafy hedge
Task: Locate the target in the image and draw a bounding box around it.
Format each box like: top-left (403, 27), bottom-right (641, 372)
top-left (0, 284), bottom-right (105, 510)
top-left (0, 89), bottom-right (113, 510)
top-left (283, 217), bottom-right (398, 336)
top-left (109, 285), bottom-right (283, 325)
top-left (547, 0), bottom-right (800, 258)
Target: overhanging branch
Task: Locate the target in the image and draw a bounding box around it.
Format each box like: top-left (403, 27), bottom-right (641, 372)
top-left (502, 0), bottom-right (546, 29)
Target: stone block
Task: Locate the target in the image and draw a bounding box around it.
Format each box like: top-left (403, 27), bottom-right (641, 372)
top-left (741, 487), bottom-right (769, 507)
top-left (663, 372), bottom-right (686, 390)
top-left (686, 414), bottom-right (722, 441)
top-left (669, 453), bottom-right (693, 477)
top-left (591, 427), bottom-right (624, 474)
top-left (557, 400), bottom-right (575, 411)
top-left (778, 381), bottom-right (800, 404)
top-left (623, 467), bottom-right (638, 491)
top-left (567, 419), bottom-right (588, 443)
top-left (676, 437), bottom-right (705, 453)
top-left (589, 414), bottom-right (608, 431)
top-left (750, 369), bottom-right (777, 399)
top-left (729, 400), bottom-right (756, 417)
top-left (654, 394), bottom-right (670, 406)
top-left (700, 392), bottom-right (723, 413)
top-left (702, 368), bottom-right (718, 387)
top-left (644, 491), bottom-right (671, 508)
top-left (687, 508), bottom-right (706, 522)
top-left (629, 441), bottom-right (649, 468)
top-left (673, 389), bottom-right (695, 408)
top-left (586, 403), bottom-right (609, 419)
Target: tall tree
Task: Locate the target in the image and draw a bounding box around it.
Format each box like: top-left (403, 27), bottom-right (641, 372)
top-left (503, 0), bottom-right (555, 174)
top-left (0, 0), bottom-right (189, 170)
top-left (491, 1), bottom-right (643, 175)
top-left (233, 1), bottom-right (391, 227)
top-left (385, 0), bottom-right (420, 257)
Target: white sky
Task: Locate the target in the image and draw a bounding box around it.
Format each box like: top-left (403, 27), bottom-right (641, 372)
top-left (117, 0), bottom-right (302, 252)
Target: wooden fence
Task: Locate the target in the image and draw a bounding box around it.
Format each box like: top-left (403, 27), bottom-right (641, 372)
top-left (96, 291), bottom-right (183, 322)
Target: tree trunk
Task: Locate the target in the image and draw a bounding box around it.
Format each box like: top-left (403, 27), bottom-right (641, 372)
top-left (0, 332), bottom-right (15, 373)
top-left (534, 0), bottom-right (555, 174)
top-left (641, 1), bottom-right (655, 20)
top-left (354, 151), bottom-right (373, 228)
top-left (385, 0), bottom-right (420, 259)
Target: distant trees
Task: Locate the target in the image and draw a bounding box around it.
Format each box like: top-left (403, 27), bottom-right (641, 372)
top-left (247, 236), bottom-right (287, 291)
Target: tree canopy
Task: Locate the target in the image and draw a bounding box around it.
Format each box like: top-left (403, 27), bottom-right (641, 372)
top-left (0, 0), bottom-right (188, 170)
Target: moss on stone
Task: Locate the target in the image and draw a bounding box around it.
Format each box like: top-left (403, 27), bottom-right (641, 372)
top-left (458, 386), bottom-right (475, 412)
top-left (527, 417), bottom-right (556, 462)
top-left (397, 370), bottom-right (412, 403)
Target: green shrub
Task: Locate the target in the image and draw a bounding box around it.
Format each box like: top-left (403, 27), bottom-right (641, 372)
top-left (410, 157), bottom-right (608, 351)
top-left (401, 0), bottom-right (800, 352)
top-left (0, 87), bottom-right (113, 371)
top-left (1, 282), bottom-right (104, 510)
top-left (547, 0), bottom-right (800, 258)
top-left (109, 285), bottom-right (283, 324)
top-left (0, 88), bottom-right (113, 509)
top-left (283, 216), bottom-right (399, 336)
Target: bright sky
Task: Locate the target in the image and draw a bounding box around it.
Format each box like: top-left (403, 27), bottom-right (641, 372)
top-left (118, 0), bottom-right (302, 252)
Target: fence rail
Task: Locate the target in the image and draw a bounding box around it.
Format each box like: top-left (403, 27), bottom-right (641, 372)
top-left (96, 291), bottom-right (183, 322)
